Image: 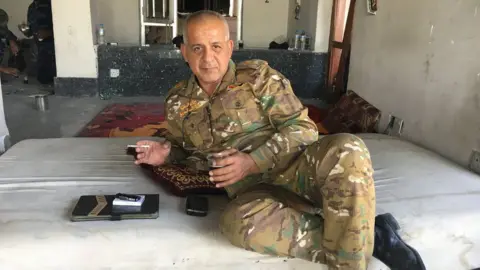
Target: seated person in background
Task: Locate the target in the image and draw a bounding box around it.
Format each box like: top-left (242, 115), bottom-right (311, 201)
top-left (0, 9), bottom-right (19, 57)
top-left (0, 9), bottom-right (20, 75)
top-left (0, 9), bottom-right (20, 80)
top-left (134, 10), bottom-right (424, 270)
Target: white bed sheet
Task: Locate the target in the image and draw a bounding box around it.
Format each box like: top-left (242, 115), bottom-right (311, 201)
top-left (0, 135), bottom-right (479, 270)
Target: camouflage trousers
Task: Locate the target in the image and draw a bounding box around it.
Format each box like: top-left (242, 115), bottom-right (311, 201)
top-left (219, 134), bottom-right (376, 270)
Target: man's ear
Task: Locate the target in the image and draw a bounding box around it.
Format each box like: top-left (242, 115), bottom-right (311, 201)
top-left (180, 43), bottom-right (188, 63)
top-left (227, 39), bottom-right (234, 54)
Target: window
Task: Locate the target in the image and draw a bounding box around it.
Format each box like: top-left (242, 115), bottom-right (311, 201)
top-left (179, 0), bottom-right (231, 14)
top-left (141, 0), bottom-right (237, 46)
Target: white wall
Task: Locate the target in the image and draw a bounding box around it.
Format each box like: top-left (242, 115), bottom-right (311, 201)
top-left (242, 0), bottom-right (290, 48)
top-left (0, 82), bottom-right (10, 154)
top-left (0, 0), bottom-right (31, 38)
top-left (52, 0), bottom-right (97, 78)
top-left (287, 0), bottom-right (297, 40)
top-left (90, 0), bottom-right (99, 44)
top-left (314, 0), bottom-right (332, 52)
top-left (90, 0), bottom-right (140, 45)
top-left (348, 0), bottom-right (480, 167)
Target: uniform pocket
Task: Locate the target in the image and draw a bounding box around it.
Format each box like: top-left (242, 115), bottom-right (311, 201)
top-left (221, 89), bottom-right (264, 132)
top-left (183, 112), bottom-right (206, 148)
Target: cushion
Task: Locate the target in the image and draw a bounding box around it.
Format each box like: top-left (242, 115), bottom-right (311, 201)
top-left (149, 164), bottom-right (226, 197)
top-left (321, 90), bottom-right (381, 134)
top-left (305, 104), bottom-right (328, 124)
top-left (316, 122), bottom-right (330, 135)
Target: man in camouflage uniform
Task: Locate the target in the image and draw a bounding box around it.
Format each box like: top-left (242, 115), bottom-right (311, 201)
top-left (135, 10), bottom-right (375, 270)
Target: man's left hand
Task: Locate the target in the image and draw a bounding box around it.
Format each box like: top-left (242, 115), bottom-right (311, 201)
top-left (0, 67), bottom-right (19, 76)
top-left (209, 149), bottom-right (260, 188)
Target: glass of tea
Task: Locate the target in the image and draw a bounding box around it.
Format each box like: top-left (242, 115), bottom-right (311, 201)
top-left (207, 153), bottom-right (225, 171)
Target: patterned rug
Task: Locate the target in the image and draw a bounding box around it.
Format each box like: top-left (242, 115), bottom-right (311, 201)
top-left (76, 103), bottom-right (326, 138)
top-left (76, 103), bottom-right (167, 137)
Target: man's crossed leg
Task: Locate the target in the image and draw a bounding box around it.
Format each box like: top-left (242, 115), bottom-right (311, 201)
top-left (220, 134), bottom-right (375, 269)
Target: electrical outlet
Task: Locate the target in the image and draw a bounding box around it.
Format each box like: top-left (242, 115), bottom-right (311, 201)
top-left (110, 69), bottom-right (120, 78)
top-left (382, 114), bottom-right (394, 134)
top-left (385, 114), bottom-right (404, 136)
top-left (392, 117), bottom-right (404, 135)
top-left (469, 150), bottom-right (480, 174)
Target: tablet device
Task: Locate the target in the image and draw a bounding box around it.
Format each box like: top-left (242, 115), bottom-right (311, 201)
top-left (70, 194), bottom-right (159, 222)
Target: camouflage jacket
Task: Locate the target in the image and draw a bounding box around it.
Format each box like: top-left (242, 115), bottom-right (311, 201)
top-left (164, 60), bottom-right (319, 196)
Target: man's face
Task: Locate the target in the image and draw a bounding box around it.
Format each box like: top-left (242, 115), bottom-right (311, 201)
top-left (181, 18), bottom-right (234, 86)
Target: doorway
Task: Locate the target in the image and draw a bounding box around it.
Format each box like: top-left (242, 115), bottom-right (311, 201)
top-left (1, 0), bottom-right (56, 87)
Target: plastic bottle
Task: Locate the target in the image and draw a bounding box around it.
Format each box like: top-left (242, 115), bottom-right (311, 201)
top-left (300, 31), bottom-right (307, 50)
top-left (294, 30), bottom-right (301, 50)
top-left (304, 33), bottom-right (310, 50)
top-left (97, 24), bottom-right (105, 45)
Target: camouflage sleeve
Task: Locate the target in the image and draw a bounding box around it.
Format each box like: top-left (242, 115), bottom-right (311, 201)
top-left (161, 82), bottom-right (190, 164)
top-left (246, 62), bottom-right (319, 173)
top-left (162, 129), bottom-right (189, 164)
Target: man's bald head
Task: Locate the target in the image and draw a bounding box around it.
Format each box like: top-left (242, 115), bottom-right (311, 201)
top-left (180, 10), bottom-right (234, 95)
top-left (182, 10), bottom-right (230, 45)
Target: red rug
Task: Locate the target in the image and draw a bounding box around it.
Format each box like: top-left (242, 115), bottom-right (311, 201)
top-left (77, 103), bottom-right (326, 138)
top-left (77, 103), bottom-right (168, 137)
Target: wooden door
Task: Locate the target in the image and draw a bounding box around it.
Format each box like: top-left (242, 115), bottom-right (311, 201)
top-left (327, 0), bottom-right (356, 98)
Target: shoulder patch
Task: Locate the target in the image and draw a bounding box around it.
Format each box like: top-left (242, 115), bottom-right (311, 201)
top-left (174, 81), bottom-right (186, 89)
top-left (236, 59), bottom-right (269, 70)
top-left (235, 60), bottom-right (271, 85)
top-left (166, 80), bottom-right (187, 100)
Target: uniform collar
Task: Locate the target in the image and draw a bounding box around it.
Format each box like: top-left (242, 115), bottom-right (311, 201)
top-left (186, 60), bottom-right (236, 98)
top-left (217, 60), bottom-right (237, 92)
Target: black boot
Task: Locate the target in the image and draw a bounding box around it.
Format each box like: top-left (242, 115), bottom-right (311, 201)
top-left (373, 213), bottom-right (426, 270)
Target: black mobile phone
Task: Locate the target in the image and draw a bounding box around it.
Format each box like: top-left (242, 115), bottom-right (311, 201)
top-left (185, 195), bottom-right (209, 217)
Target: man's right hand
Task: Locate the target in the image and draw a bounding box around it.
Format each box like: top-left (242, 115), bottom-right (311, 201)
top-left (134, 140), bottom-right (171, 166)
top-left (0, 67), bottom-right (19, 76)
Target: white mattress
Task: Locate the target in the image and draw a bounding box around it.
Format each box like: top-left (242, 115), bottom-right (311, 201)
top-left (0, 134), bottom-right (479, 270)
